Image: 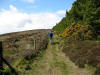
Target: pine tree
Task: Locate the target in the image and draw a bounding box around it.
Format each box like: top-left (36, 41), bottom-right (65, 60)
top-left (53, 0), bottom-right (100, 37)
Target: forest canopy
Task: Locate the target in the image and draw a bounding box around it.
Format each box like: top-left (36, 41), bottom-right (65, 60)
top-left (53, 0), bottom-right (100, 39)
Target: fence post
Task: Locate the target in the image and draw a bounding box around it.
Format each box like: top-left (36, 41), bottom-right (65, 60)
top-left (34, 40), bottom-right (36, 50)
top-left (0, 42), bottom-right (3, 70)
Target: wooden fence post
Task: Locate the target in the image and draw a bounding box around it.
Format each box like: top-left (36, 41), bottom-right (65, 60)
top-left (0, 42), bottom-right (3, 70)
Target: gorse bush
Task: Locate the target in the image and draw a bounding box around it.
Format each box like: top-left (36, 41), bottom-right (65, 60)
top-left (61, 23), bottom-right (95, 40)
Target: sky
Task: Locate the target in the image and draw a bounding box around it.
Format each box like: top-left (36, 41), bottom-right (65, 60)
top-left (0, 0), bottom-right (75, 34)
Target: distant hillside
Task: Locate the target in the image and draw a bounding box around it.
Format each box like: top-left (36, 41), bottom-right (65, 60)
top-left (0, 29), bottom-right (51, 66)
top-left (0, 29), bottom-right (51, 40)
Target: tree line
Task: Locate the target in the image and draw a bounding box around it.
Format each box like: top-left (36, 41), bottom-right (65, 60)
top-left (53, 0), bottom-right (100, 40)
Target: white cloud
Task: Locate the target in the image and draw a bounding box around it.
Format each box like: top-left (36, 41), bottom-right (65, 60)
top-left (56, 10), bottom-right (66, 15)
top-left (0, 5), bottom-right (64, 34)
top-left (9, 5), bottom-right (18, 12)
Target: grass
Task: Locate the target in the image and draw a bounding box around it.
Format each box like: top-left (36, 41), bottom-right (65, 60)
top-left (15, 49), bottom-right (47, 75)
top-left (4, 49), bottom-right (15, 56)
top-left (0, 29), bottom-right (50, 75)
top-left (1, 30), bottom-right (97, 75)
top-left (61, 39), bottom-right (100, 75)
top-left (12, 35), bottom-right (69, 75)
top-left (50, 43), bottom-right (69, 75)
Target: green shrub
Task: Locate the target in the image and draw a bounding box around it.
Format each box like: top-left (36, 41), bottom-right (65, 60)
top-left (0, 67), bottom-right (13, 75)
top-left (94, 66), bottom-right (100, 75)
top-left (97, 35), bottom-right (100, 41)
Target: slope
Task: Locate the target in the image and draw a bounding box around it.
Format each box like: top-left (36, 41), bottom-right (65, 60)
top-left (18, 35), bottom-right (93, 75)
